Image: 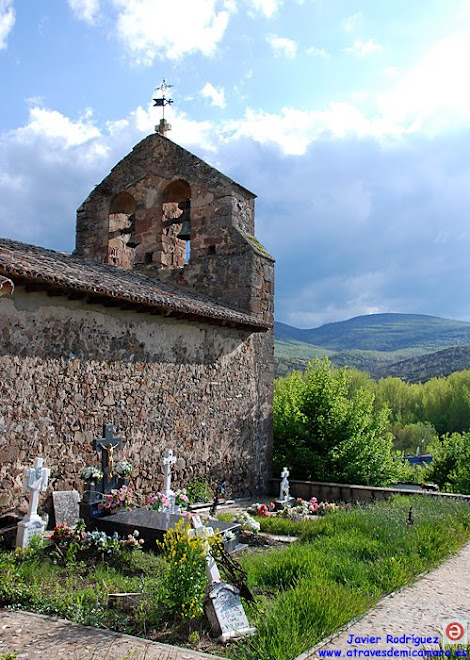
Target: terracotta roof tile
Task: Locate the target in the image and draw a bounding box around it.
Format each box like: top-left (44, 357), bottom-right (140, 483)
top-left (0, 238), bottom-right (269, 331)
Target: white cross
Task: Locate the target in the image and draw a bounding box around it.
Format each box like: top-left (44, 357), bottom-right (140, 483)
top-left (161, 448), bottom-right (177, 496)
top-left (189, 515), bottom-right (221, 584)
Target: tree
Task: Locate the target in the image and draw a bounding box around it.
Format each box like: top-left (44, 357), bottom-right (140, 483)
top-left (426, 432), bottom-right (470, 494)
top-left (273, 359), bottom-right (407, 486)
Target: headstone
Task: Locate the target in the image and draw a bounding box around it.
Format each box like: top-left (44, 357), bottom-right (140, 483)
top-left (280, 466), bottom-right (290, 501)
top-left (190, 516), bottom-right (256, 643)
top-left (161, 447), bottom-right (177, 512)
top-left (205, 582), bottom-right (257, 643)
top-left (93, 508), bottom-right (239, 553)
top-left (80, 423), bottom-right (122, 521)
top-left (52, 490), bottom-right (80, 527)
top-left (275, 466), bottom-right (295, 510)
top-left (190, 515), bottom-right (221, 583)
top-left (16, 457), bottom-right (50, 549)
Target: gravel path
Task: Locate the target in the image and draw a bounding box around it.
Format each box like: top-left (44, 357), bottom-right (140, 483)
top-left (299, 541), bottom-right (470, 659)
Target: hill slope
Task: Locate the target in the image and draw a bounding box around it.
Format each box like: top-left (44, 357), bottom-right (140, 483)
top-left (275, 313), bottom-right (470, 352)
top-left (374, 344), bottom-right (470, 382)
top-left (274, 314), bottom-right (470, 379)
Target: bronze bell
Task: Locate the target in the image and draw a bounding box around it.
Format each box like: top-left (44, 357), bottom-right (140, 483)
top-left (176, 199), bottom-right (191, 241)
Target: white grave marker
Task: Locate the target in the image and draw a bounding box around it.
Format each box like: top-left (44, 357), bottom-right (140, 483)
top-left (161, 447), bottom-right (177, 512)
top-left (190, 515), bottom-right (256, 643)
top-left (16, 457), bottom-right (50, 549)
top-left (280, 466), bottom-right (290, 502)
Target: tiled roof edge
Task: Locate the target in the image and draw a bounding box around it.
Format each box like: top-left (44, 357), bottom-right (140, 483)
top-left (0, 239), bottom-right (270, 332)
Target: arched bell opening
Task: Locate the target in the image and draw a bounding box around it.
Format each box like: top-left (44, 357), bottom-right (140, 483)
top-left (162, 180), bottom-right (191, 267)
top-left (107, 191), bottom-right (137, 269)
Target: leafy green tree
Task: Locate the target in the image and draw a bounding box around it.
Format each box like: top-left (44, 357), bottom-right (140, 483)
top-left (391, 421), bottom-right (438, 454)
top-left (426, 432), bottom-right (470, 494)
top-left (273, 359), bottom-right (407, 486)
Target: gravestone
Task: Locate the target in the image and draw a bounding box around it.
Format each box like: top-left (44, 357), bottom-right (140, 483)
top-left (16, 457), bottom-right (50, 549)
top-left (52, 490), bottom-right (80, 527)
top-left (161, 447), bottom-right (177, 512)
top-left (205, 582), bottom-right (256, 643)
top-left (81, 423), bottom-right (123, 520)
top-left (94, 508), bottom-right (240, 553)
top-left (93, 423), bottom-right (122, 493)
top-left (275, 466), bottom-right (295, 510)
top-left (190, 516), bottom-right (256, 642)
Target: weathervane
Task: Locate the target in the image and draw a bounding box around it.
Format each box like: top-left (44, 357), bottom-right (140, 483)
top-left (153, 78), bottom-right (173, 136)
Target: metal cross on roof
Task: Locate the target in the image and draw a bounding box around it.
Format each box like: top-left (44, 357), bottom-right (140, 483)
top-left (153, 78), bottom-right (173, 136)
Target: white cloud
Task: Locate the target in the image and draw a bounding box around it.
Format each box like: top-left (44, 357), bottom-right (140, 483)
top-left (345, 38), bottom-right (382, 57)
top-left (201, 82), bottom-right (226, 109)
top-left (0, 0), bottom-right (15, 50)
top-left (111, 0), bottom-right (231, 64)
top-left (67, 0), bottom-right (101, 24)
top-left (305, 45), bottom-right (329, 58)
top-left (14, 106), bottom-right (102, 149)
top-left (245, 0), bottom-right (282, 18)
top-left (266, 34), bottom-right (297, 58)
top-left (379, 28), bottom-right (470, 133)
top-left (342, 12), bottom-right (362, 33)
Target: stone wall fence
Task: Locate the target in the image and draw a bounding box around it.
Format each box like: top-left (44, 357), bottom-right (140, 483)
top-left (269, 478), bottom-right (470, 503)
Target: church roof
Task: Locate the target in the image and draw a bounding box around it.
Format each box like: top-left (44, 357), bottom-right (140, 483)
top-left (0, 239), bottom-right (269, 331)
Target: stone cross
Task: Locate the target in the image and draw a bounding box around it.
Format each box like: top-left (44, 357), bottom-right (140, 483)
top-left (280, 466), bottom-right (290, 502)
top-left (190, 515), bottom-right (221, 584)
top-left (94, 423), bottom-right (121, 492)
top-left (16, 457), bottom-right (50, 549)
top-left (161, 448), bottom-right (177, 497)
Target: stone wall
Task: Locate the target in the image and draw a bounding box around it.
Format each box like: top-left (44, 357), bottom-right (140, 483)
top-left (0, 288), bottom-right (273, 511)
top-left (269, 479), bottom-right (470, 503)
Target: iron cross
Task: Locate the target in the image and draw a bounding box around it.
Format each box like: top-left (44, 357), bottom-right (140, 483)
top-left (94, 423), bottom-right (121, 491)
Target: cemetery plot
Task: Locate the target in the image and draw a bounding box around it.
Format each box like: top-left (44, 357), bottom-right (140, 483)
top-left (2, 496), bottom-right (470, 659)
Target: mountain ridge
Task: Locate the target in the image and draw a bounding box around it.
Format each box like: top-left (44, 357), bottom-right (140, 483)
top-left (274, 313), bottom-right (470, 380)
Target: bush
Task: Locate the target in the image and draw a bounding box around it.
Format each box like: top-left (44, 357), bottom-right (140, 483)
top-left (426, 432), bottom-right (470, 493)
top-left (157, 518), bottom-right (208, 620)
top-left (186, 476), bottom-right (213, 504)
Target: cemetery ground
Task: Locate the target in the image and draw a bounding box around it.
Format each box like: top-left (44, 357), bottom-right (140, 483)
top-left (1, 496), bottom-right (470, 660)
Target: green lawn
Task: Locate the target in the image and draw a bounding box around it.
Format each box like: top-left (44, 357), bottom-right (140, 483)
top-left (233, 496), bottom-right (470, 659)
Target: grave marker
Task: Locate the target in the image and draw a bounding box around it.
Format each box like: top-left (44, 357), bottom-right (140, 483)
top-left (52, 490), bottom-right (80, 527)
top-left (161, 447), bottom-right (177, 512)
top-left (190, 515), bottom-right (256, 643)
top-left (93, 423), bottom-right (121, 493)
top-left (16, 457), bottom-right (50, 549)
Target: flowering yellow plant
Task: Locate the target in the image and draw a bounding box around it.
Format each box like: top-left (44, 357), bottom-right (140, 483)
top-left (157, 518), bottom-right (209, 620)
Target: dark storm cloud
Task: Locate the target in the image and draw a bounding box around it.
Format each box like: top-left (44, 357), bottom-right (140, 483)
top-left (215, 132), bottom-right (470, 327)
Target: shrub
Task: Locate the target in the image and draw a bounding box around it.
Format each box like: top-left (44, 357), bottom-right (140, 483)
top-left (186, 476), bottom-right (213, 504)
top-left (157, 518), bottom-right (208, 620)
top-left (426, 432), bottom-right (470, 494)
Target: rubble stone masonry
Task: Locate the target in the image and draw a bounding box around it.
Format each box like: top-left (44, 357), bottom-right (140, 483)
top-left (0, 288), bottom-right (273, 511)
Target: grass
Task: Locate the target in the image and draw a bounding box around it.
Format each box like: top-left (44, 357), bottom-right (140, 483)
top-left (217, 510), bottom-right (321, 537)
top-left (231, 496), bottom-right (470, 660)
top-left (1, 496), bottom-right (470, 660)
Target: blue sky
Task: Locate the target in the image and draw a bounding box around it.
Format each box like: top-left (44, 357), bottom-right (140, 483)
top-left (2, 0), bottom-right (470, 327)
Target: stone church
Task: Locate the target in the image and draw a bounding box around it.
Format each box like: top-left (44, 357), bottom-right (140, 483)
top-left (0, 133), bottom-right (274, 509)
